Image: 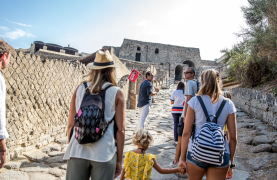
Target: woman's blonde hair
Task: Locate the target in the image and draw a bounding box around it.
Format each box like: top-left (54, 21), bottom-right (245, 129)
top-left (83, 67), bottom-right (117, 93)
top-left (197, 69), bottom-right (222, 103)
top-left (132, 129), bottom-right (153, 149)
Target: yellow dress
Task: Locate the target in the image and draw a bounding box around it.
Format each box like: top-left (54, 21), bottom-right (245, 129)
top-left (224, 124), bottom-right (228, 132)
top-left (123, 151), bottom-right (157, 180)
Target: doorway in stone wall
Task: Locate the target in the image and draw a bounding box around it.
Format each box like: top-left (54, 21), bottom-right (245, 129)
top-left (175, 65), bottom-right (183, 81)
top-left (183, 60), bottom-right (195, 68)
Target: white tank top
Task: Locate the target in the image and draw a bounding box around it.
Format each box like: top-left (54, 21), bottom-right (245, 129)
top-left (63, 82), bottom-right (120, 162)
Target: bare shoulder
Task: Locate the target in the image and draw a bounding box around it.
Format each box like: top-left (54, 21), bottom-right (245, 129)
top-left (115, 88), bottom-right (125, 101)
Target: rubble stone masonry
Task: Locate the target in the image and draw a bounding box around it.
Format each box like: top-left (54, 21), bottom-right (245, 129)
top-left (2, 50), bottom-right (89, 160)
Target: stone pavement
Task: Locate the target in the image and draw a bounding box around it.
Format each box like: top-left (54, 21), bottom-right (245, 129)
top-left (1, 84), bottom-right (277, 179)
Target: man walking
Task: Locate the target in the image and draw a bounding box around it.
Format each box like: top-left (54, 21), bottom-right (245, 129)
top-left (137, 72), bottom-right (159, 130)
top-left (183, 67), bottom-right (198, 117)
top-left (0, 40), bottom-right (13, 168)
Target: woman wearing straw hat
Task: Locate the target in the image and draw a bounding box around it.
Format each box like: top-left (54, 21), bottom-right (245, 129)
top-left (64, 50), bottom-right (125, 180)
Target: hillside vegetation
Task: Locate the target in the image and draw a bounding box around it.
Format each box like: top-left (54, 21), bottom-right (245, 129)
top-left (221, 0), bottom-right (277, 89)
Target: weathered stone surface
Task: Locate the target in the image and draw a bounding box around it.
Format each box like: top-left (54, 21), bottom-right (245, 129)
top-left (45, 156), bottom-right (65, 163)
top-left (49, 168), bottom-right (66, 177)
top-left (252, 135), bottom-right (274, 146)
top-left (48, 151), bottom-right (65, 157)
top-left (125, 131), bottom-right (134, 136)
top-left (4, 160), bottom-right (26, 169)
top-left (23, 151), bottom-right (48, 162)
top-left (60, 164), bottom-right (67, 170)
top-left (0, 170), bottom-right (29, 180)
top-left (55, 137), bottom-right (68, 145)
top-left (20, 162), bottom-right (51, 172)
top-left (248, 155), bottom-right (271, 171)
top-left (59, 177), bottom-right (66, 180)
top-left (29, 173), bottom-right (56, 180)
top-left (48, 163), bottom-right (66, 168)
top-left (240, 136), bottom-right (253, 145)
top-left (272, 140), bottom-right (277, 153)
top-left (252, 144), bottom-right (272, 153)
top-left (41, 147), bottom-right (51, 153)
top-left (48, 144), bottom-right (62, 151)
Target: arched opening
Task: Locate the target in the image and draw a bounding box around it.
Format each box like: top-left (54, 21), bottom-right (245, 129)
top-left (175, 65), bottom-right (183, 81)
top-left (155, 48), bottom-right (159, 54)
top-left (183, 60), bottom-right (195, 68)
top-left (137, 46), bottom-right (141, 51)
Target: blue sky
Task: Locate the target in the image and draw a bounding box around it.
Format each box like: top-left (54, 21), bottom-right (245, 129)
top-left (1, 0), bottom-right (249, 60)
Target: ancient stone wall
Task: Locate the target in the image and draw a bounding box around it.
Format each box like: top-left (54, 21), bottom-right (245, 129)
top-left (2, 50), bottom-right (89, 160)
top-left (232, 88), bottom-right (277, 129)
top-left (118, 39), bottom-right (202, 67)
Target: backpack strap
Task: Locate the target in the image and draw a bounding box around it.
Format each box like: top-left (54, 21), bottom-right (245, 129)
top-left (215, 99), bottom-right (227, 119)
top-left (197, 96), bottom-right (210, 120)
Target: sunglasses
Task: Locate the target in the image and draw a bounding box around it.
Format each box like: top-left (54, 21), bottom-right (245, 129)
top-left (184, 72), bottom-right (193, 74)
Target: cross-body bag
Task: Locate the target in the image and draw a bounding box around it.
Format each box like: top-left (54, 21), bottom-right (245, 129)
top-left (191, 96), bottom-right (227, 165)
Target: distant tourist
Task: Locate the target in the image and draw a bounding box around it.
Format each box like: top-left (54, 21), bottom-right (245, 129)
top-left (63, 50), bottom-right (125, 180)
top-left (120, 129), bottom-right (185, 180)
top-left (170, 81), bottom-right (185, 142)
top-left (137, 71), bottom-right (159, 130)
top-left (178, 69), bottom-right (237, 180)
top-left (223, 90), bottom-right (234, 179)
top-left (170, 68), bottom-right (198, 167)
top-left (0, 40), bottom-right (13, 168)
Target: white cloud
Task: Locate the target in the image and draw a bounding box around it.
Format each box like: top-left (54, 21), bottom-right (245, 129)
top-left (5, 18), bottom-right (32, 27)
top-left (0, 28), bottom-right (35, 40)
top-left (0, 26), bottom-right (9, 31)
top-left (136, 20), bottom-right (147, 27)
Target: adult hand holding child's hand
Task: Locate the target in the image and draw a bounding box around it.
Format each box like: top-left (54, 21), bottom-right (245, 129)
top-left (178, 160), bottom-right (187, 175)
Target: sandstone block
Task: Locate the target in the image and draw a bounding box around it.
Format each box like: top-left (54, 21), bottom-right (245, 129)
top-left (29, 173), bottom-right (56, 180)
top-left (60, 164), bottom-right (67, 170)
top-left (48, 151), bottom-right (65, 157)
top-left (45, 156), bottom-right (65, 163)
top-left (252, 135), bottom-right (274, 146)
top-left (20, 162), bottom-right (51, 172)
top-left (55, 137), bottom-right (68, 145)
top-left (49, 168), bottom-right (66, 177)
top-left (272, 140), bottom-right (277, 153)
top-left (23, 151), bottom-right (48, 162)
top-left (252, 144), bottom-right (272, 153)
top-left (48, 144), bottom-right (62, 151)
top-left (0, 170), bottom-right (29, 180)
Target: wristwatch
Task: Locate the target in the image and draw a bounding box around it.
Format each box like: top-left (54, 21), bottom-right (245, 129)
top-left (230, 163), bottom-right (236, 169)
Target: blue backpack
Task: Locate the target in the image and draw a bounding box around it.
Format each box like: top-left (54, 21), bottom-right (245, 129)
top-left (191, 96), bottom-right (227, 166)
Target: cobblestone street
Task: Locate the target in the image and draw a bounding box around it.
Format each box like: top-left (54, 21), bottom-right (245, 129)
top-left (0, 84), bottom-right (277, 180)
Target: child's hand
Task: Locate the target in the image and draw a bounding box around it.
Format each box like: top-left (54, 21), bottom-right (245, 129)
top-left (177, 167), bottom-right (186, 174)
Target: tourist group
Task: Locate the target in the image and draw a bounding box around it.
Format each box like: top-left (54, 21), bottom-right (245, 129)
top-left (0, 40), bottom-right (237, 180)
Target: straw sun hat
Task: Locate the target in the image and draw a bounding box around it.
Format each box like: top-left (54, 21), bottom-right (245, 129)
top-left (87, 50), bottom-right (120, 69)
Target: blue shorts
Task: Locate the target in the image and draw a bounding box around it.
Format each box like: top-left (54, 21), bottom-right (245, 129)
top-left (187, 151), bottom-right (230, 169)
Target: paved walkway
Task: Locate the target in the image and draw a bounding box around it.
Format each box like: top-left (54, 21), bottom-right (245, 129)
top-left (0, 85), bottom-right (277, 179)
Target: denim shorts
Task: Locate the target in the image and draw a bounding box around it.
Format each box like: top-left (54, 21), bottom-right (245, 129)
top-left (187, 151), bottom-right (230, 169)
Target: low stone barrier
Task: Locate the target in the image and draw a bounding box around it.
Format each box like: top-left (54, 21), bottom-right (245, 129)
top-left (232, 88), bottom-right (277, 128)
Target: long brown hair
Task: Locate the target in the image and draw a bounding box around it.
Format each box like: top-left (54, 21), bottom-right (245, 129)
top-left (83, 67), bottom-right (117, 93)
top-left (197, 69), bottom-right (222, 103)
top-left (176, 81), bottom-right (185, 94)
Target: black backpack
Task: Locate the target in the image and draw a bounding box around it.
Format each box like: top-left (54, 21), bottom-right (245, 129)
top-left (73, 83), bottom-right (115, 144)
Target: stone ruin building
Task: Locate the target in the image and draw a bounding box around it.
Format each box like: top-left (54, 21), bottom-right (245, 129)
top-left (2, 39), bottom-right (223, 161)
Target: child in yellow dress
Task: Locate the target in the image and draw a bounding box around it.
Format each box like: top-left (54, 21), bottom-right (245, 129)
top-left (120, 129), bottom-right (185, 180)
top-left (223, 91), bottom-right (233, 179)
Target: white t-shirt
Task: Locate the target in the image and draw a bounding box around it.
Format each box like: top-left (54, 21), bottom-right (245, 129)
top-left (170, 89), bottom-right (185, 114)
top-left (64, 82), bottom-right (121, 162)
top-left (0, 72), bottom-right (8, 140)
top-left (187, 95), bottom-right (236, 154)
